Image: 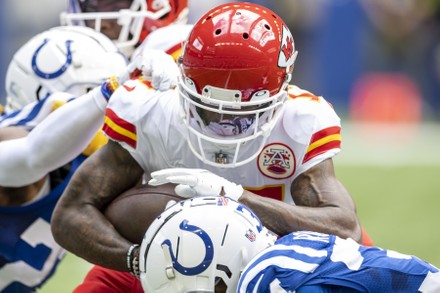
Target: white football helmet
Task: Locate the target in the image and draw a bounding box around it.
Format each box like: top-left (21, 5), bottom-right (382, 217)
top-left (60, 0), bottom-right (189, 56)
top-left (178, 3), bottom-right (298, 168)
top-left (139, 196), bottom-right (277, 293)
top-left (5, 26), bottom-right (128, 110)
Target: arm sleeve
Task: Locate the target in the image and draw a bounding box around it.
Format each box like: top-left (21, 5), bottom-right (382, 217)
top-left (0, 87), bottom-right (107, 187)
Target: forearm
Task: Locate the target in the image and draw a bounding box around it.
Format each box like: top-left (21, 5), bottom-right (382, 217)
top-left (239, 191), bottom-right (361, 242)
top-left (0, 87), bottom-right (106, 186)
top-left (52, 141), bottom-right (144, 271)
top-left (53, 177), bottom-right (131, 271)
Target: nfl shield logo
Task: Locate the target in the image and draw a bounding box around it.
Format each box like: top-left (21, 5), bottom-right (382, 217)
top-left (245, 229), bottom-right (256, 242)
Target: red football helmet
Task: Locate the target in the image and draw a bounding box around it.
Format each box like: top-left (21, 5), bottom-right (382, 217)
top-left (61, 0), bottom-right (188, 56)
top-left (178, 2), bottom-right (298, 168)
top-left (140, 0), bottom-right (189, 43)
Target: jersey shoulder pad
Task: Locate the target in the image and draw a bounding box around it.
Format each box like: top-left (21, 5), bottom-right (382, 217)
top-left (103, 79), bottom-right (155, 149)
top-left (133, 24), bottom-right (193, 61)
top-left (282, 85), bottom-right (341, 146)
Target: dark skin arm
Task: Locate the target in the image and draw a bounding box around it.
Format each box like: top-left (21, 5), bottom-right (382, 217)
top-left (51, 140), bottom-right (144, 271)
top-left (239, 158), bottom-right (362, 243)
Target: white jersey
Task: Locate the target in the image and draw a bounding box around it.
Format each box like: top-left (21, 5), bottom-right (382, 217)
top-left (103, 79), bottom-right (341, 203)
top-left (132, 24), bottom-right (193, 61)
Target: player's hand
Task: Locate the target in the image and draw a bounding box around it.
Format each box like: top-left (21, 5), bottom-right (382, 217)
top-left (122, 49), bottom-right (178, 91)
top-left (101, 50), bottom-right (178, 99)
top-left (148, 168), bottom-right (244, 201)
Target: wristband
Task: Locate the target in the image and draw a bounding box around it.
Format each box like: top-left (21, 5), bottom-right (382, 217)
top-left (127, 244), bottom-right (140, 278)
top-left (101, 76), bottom-right (119, 101)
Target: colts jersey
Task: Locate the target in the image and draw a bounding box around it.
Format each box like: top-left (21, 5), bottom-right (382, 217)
top-left (0, 156), bottom-right (86, 293)
top-left (103, 80), bottom-right (341, 203)
top-left (0, 92), bottom-right (75, 129)
top-left (0, 93), bottom-right (79, 292)
top-left (238, 231), bottom-right (440, 292)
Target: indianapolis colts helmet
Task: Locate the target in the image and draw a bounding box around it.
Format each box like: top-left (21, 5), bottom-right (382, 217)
top-left (5, 25), bottom-right (127, 110)
top-left (61, 0), bottom-right (189, 56)
top-left (178, 2), bottom-right (298, 168)
top-left (139, 196), bottom-right (277, 293)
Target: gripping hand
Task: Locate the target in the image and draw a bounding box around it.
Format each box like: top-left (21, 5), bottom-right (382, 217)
top-left (124, 49), bottom-right (178, 91)
top-left (101, 49), bottom-right (178, 99)
top-left (148, 168), bottom-right (244, 201)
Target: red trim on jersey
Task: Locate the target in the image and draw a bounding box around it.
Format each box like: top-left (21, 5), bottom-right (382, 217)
top-left (310, 126), bottom-right (341, 143)
top-left (303, 126), bottom-right (341, 163)
top-left (103, 108), bottom-right (137, 148)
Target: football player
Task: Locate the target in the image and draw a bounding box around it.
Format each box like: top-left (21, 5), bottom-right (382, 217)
top-left (61, 0), bottom-right (189, 58)
top-left (0, 25), bottom-right (176, 292)
top-left (52, 1), bottom-right (371, 291)
top-left (139, 196), bottom-right (440, 293)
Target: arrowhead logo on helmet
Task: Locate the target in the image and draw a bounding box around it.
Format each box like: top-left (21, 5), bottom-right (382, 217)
top-left (278, 25), bottom-right (297, 71)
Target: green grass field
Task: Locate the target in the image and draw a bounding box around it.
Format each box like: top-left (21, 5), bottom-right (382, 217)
top-left (37, 122), bottom-right (440, 292)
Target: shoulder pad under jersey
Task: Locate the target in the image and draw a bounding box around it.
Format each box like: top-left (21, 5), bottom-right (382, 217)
top-left (102, 78), bottom-right (156, 150)
top-left (282, 85), bottom-right (341, 144)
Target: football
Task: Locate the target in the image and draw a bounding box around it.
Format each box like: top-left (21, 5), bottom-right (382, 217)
top-left (104, 183), bottom-right (184, 244)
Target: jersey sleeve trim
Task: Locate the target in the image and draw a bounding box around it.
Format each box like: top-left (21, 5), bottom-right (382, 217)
top-left (103, 108), bottom-right (137, 148)
top-left (303, 126), bottom-right (341, 163)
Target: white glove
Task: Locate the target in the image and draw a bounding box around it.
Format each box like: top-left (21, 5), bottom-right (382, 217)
top-left (148, 168), bottom-right (244, 201)
top-left (120, 49), bottom-right (179, 91)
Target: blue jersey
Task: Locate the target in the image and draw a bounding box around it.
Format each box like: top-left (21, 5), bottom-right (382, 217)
top-left (0, 96), bottom-right (81, 292)
top-left (0, 92), bottom-right (74, 129)
top-left (238, 231), bottom-right (440, 293)
top-left (0, 155), bottom-right (86, 293)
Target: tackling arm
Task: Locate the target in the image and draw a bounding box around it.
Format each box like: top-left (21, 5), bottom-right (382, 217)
top-left (0, 87), bottom-right (107, 187)
top-left (239, 158), bottom-right (362, 242)
top-left (51, 140), bottom-right (144, 271)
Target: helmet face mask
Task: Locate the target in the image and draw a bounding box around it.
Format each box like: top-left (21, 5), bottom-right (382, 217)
top-left (61, 0), bottom-right (188, 56)
top-left (139, 196), bottom-right (277, 293)
top-left (179, 74), bottom-right (287, 167)
top-left (177, 2), bottom-right (297, 168)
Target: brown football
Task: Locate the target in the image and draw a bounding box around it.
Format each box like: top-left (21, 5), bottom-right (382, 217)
top-left (104, 183), bottom-right (183, 244)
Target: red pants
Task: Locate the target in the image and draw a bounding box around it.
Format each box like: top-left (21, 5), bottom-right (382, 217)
top-left (73, 265), bottom-right (143, 293)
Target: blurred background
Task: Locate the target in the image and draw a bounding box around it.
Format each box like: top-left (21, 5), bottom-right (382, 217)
top-left (0, 0), bottom-right (439, 292)
top-left (1, 0), bottom-right (440, 120)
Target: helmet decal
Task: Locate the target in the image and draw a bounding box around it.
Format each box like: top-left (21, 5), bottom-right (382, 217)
top-left (236, 203), bottom-right (264, 233)
top-left (32, 39), bottom-right (73, 79)
top-left (278, 25), bottom-right (296, 69)
top-left (161, 219), bottom-right (214, 275)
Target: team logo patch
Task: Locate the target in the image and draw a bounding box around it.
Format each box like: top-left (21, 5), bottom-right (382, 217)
top-left (257, 143), bottom-right (295, 179)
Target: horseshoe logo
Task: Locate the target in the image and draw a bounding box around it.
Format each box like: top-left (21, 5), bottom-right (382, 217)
top-left (161, 219), bottom-right (214, 275)
top-left (32, 38), bottom-right (73, 79)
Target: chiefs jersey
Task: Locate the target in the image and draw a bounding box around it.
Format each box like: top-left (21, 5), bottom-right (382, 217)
top-left (103, 79), bottom-right (341, 204)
